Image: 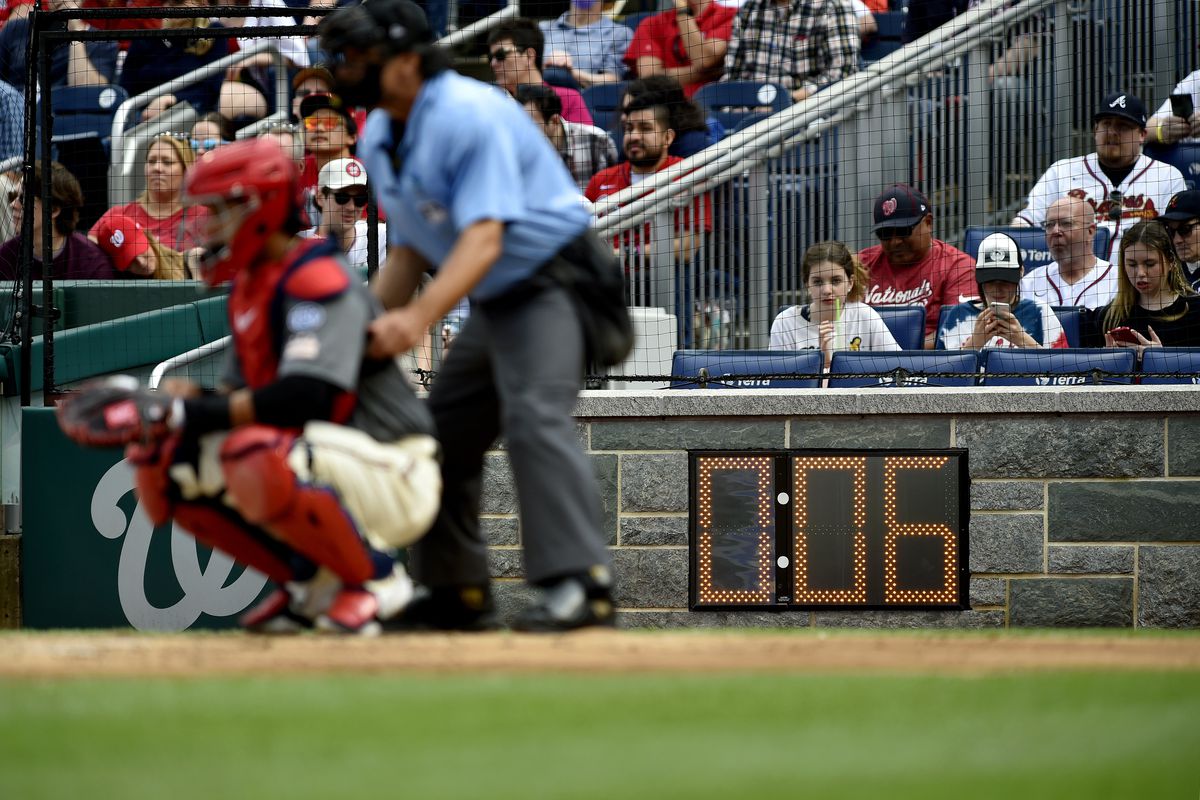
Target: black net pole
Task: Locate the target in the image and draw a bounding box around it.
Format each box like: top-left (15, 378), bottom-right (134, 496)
top-left (38, 15), bottom-right (56, 405)
top-left (17, 5), bottom-right (42, 408)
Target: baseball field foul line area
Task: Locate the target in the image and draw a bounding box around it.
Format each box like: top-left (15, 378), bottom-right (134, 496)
top-left (1, 630), bottom-right (1199, 676)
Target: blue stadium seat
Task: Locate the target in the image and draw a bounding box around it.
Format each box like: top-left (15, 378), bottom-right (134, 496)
top-left (1139, 348), bottom-right (1200, 384)
top-left (980, 347), bottom-right (1136, 386)
top-left (621, 11), bottom-right (655, 32)
top-left (1144, 142), bottom-right (1200, 190)
top-left (861, 11), bottom-right (906, 64)
top-left (962, 226), bottom-right (1112, 273)
top-left (1050, 305), bottom-right (1084, 348)
top-left (671, 349), bottom-right (823, 389)
top-left (827, 350), bottom-right (978, 387)
top-left (692, 82), bottom-right (791, 132)
top-left (582, 82), bottom-right (627, 135)
top-left (873, 305), bottom-right (926, 350)
top-left (543, 66), bottom-right (581, 91)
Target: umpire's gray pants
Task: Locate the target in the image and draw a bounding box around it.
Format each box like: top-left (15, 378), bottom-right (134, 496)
top-left (411, 281), bottom-right (611, 588)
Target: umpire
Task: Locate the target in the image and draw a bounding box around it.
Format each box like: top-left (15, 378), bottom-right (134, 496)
top-left (320, 0), bottom-right (615, 631)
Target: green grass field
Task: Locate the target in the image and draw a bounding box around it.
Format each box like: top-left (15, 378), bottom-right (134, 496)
top-left (1, 668), bottom-right (1197, 799)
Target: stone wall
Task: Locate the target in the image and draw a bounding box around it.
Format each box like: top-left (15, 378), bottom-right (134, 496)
top-left (485, 387), bottom-right (1200, 629)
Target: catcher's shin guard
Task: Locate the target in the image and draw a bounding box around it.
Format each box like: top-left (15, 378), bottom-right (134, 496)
top-left (220, 426), bottom-right (375, 584)
top-left (172, 502), bottom-right (295, 583)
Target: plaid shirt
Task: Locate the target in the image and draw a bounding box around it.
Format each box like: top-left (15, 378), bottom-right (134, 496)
top-left (559, 121), bottom-right (619, 193)
top-left (723, 0), bottom-right (860, 98)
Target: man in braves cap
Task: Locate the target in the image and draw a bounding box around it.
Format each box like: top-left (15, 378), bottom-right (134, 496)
top-left (935, 232), bottom-right (1067, 350)
top-left (1160, 189), bottom-right (1200, 289)
top-left (1013, 90), bottom-right (1186, 258)
top-left (857, 183), bottom-right (976, 347)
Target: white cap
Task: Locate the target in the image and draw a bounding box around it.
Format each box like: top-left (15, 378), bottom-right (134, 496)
top-left (975, 232), bottom-right (1024, 283)
top-left (318, 157), bottom-right (368, 192)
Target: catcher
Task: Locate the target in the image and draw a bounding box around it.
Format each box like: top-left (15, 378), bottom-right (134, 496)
top-left (57, 138), bottom-right (441, 635)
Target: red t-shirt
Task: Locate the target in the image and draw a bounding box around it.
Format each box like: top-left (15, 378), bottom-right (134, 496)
top-left (585, 157), bottom-right (712, 250)
top-left (93, 202), bottom-right (210, 254)
top-left (81, 0), bottom-right (162, 30)
top-left (623, 4), bottom-right (738, 97)
top-left (858, 239), bottom-right (977, 336)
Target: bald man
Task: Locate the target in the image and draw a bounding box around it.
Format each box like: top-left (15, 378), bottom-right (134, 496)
top-left (1020, 195), bottom-right (1118, 309)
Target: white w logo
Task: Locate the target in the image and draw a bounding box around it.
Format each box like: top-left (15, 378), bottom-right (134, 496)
top-left (90, 460), bottom-right (268, 631)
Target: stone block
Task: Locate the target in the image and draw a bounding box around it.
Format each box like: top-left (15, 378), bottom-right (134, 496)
top-left (971, 482), bottom-right (1044, 511)
top-left (1048, 482), bottom-right (1200, 542)
top-left (611, 548), bottom-right (688, 608)
top-left (1009, 578), bottom-right (1133, 627)
top-left (618, 610), bottom-right (813, 629)
top-left (591, 419), bottom-right (786, 451)
top-left (969, 514), bottom-right (1044, 573)
top-left (956, 417), bottom-right (1162, 478)
top-left (969, 577), bottom-right (1006, 606)
top-left (480, 517), bottom-right (519, 547)
top-left (1137, 546), bottom-right (1200, 628)
top-left (488, 548), bottom-right (524, 579)
top-left (621, 453), bottom-right (689, 512)
top-left (812, 609), bottom-right (1005, 628)
top-left (0, 534), bottom-right (18, 628)
top-left (620, 516), bottom-right (688, 546)
top-left (1167, 418), bottom-right (1200, 476)
top-left (480, 454), bottom-right (516, 514)
top-left (592, 454), bottom-right (619, 546)
top-left (788, 417), bottom-right (951, 449)
top-left (1048, 546), bottom-right (1134, 574)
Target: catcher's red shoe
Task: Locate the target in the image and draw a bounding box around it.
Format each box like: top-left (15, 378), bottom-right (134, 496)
top-left (316, 567), bottom-right (413, 636)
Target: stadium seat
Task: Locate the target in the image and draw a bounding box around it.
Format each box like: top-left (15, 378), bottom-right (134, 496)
top-left (979, 347), bottom-right (1135, 386)
top-left (1144, 142), bottom-right (1200, 190)
top-left (1139, 347), bottom-right (1200, 384)
top-left (827, 350), bottom-right (978, 387)
top-left (873, 305), bottom-right (926, 350)
top-left (1050, 305), bottom-right (1084, 348)
top-left (861, 11), bottom-right (906, 64)
top-left (671, 349), bottom-right (823, 389)
top-left (621, 11), bottom-right (655, 32)
top-left (582, 82), bottom-right (627, 135)
top-left (962, 226), bottom-right (1112, 273)
top-left (692, 82), bottom-right (791, 132)
top-left (543, 66), bottom-right (581, 91)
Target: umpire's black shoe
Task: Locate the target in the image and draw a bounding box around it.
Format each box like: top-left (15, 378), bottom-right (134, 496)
top-left (513, 569), bottom-right (617, 632)
top-left (388, 584), bottom-right (500, 632)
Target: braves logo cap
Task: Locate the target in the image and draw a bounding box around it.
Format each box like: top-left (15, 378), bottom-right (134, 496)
top-left (872, 183), bottom-right (931, 232)
top-left (318, 157), bottom-right (369, 191)
top-left (1160, 190), bottom-right (1200, 222)
top-left (974, 232), bottom-right (1023, 284)
top-left (1093, 91), bottom-right (1148, 128)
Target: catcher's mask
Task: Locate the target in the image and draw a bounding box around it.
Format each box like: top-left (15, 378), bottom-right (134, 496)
top-left (184, 138), bottom-right (297, 286)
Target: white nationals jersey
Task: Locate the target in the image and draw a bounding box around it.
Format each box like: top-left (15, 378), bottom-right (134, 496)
top-left (1020, 258), bottom-right (1116, 309)
top-left (1014, 153), bottom-right (1186, 259)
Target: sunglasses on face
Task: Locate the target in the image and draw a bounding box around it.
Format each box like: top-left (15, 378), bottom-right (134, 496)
top-left (190, 138), bottom-right (227, 151)
top-left (304, 116), bottom-right (343, 132)
top-left (325, 190), bottom-right (368, 208)
top-left (488, 47), bottom-right (521, 63)
top-left (876, 223), bottom-right (917, 240)
top-left (1166, 220), bottom-right (1200, 239)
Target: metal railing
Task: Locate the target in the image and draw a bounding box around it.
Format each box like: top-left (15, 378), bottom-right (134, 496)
top-left (591, 0), bottom-right (1193, 353)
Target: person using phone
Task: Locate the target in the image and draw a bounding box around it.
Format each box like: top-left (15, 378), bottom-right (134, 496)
top-left (1084, 219), bottom-right (1200, 352)
top-left (936, 232), bottom-right (1068, 350)
top-left (1146, 70), bottom-right (1200, 146)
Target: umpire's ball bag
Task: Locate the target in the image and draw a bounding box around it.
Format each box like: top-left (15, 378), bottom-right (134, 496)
top-left (546, 230), bottom-right (635, 368)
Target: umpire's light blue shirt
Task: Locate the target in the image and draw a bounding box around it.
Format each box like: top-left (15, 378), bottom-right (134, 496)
top-left (359, 71), bottom-right (590, 303)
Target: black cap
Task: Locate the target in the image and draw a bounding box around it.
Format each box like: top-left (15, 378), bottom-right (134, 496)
top-left (1093, 91), bottom-right (1148, 128)
top-left (872, 183), bottom-right (931, 232)
top-left (320, 0), bottom-right (434, 58)
top-left (1160, 190), bottom-right (1200, 222)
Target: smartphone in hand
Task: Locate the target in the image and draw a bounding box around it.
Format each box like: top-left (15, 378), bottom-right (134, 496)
top-left (1170, 93), bottom-right (1195, 120)
top-left (1108, 326), bottom-right (1140, 344)
top-left (989, 302), bottom-right (1011, 317)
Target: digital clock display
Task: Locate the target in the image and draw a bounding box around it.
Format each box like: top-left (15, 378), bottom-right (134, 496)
top-left (690, 450), bottom-right (969, 610)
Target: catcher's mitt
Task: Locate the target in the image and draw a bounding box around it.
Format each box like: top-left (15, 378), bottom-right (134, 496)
top-left (56, 376), bottom-right (176, 448)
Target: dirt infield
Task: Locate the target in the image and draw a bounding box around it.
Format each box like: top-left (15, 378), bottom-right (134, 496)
top-left (1, 630), bottom-right (1198, 677)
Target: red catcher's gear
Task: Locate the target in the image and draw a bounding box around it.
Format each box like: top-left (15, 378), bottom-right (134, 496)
top-left (184, 138), bottom-right (298, 286)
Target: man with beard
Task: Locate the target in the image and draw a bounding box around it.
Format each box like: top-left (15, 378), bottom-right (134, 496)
top-left (857, 183), bottom-right (975, 349)
top-left (585, 97), bottom-right (711, 262)
top-left (318, 0), bottom-right (617, 632)
top-left (1012, 91), bottom-right (1186, 260)
top-left (1160, 190), bottom-right (1200, 290)
top-left (1020, 195), bottom-right (1116, 309)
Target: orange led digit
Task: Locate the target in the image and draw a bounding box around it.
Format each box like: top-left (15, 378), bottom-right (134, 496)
top-left (882, 456), bottom-right (959, 605)
top-left (792, 457), bottom-right (867, 604)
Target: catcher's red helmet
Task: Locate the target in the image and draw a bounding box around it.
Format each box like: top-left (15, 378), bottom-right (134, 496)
top-left (184, 138), bottom-right (298, 286)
